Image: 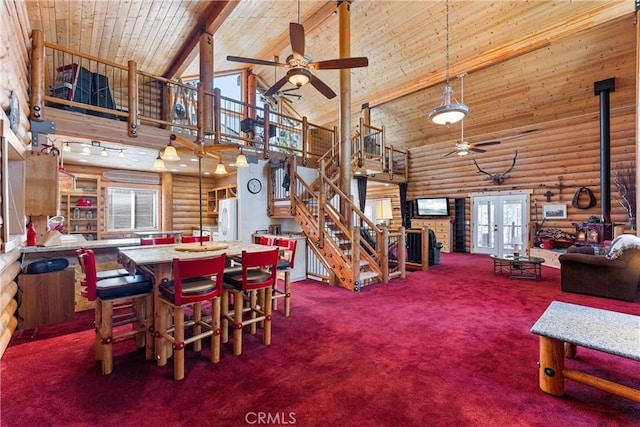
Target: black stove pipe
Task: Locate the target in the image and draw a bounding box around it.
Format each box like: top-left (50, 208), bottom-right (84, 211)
top-left (594, 78), bottom-right (615, 224)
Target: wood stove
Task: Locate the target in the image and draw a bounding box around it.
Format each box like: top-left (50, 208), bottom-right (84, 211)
top-left (573, 222), bottom-right (613, 246)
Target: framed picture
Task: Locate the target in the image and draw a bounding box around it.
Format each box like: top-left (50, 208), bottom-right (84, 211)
top-left (543, 204), bottom-right (567, 219)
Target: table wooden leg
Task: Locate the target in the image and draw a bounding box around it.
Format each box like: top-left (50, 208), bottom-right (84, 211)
top-left (233, 289), bottom-right (243, 356)
top-left (211, 297), bottom-right (221, 363)
top-left (221, 289), bottom-right (229, 344)
top-left (539, 336), bottom-right (565, 396)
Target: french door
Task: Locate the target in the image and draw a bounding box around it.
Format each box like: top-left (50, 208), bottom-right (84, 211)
top-left (471, 192), bottom-right (530, 256)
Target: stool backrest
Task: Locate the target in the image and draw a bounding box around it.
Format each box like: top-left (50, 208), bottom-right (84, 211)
top-left (79, 249), bottom-right (99, 301)
top-left (181, 235), bottom-right (211, 243)
top-left (170, 254), bottom-right (226, 305)
top-left (259, 235), bottom-right (276, 246)
top-left (277, 238), bottom-right (297, 269)
top-left (240, 248), bottom-right (279, 291)
top-left (140, 236), bottom-right (176, 245)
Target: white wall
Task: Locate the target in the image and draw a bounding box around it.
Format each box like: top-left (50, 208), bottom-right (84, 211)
top-left (236, 159), bottom-right (318, 242)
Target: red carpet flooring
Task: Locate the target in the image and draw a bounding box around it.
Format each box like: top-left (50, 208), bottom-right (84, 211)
top-left (2, 253), bottom-right (639, 426)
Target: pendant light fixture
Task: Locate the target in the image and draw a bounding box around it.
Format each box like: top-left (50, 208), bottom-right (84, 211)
top-left (214, 159), bottom-right (228, 175)
top-left (428, 0), bottom-right (468, 126)
top-left (162, 141), bottom-right (180, 161)
top-left (152, 151), bottom-right (167, 171)
top-left (234, 148), bottom-right (249, 168)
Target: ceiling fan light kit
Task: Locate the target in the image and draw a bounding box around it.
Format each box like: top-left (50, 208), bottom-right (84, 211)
top-left (287, 68), bottom-right (311, 87)
top-left (430, 0), bottom-right (468, 126)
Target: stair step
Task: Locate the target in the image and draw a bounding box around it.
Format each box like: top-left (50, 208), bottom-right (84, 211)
top-left (359, 271), bottom-right (379, 281)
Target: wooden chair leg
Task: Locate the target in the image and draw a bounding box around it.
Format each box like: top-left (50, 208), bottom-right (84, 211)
top-left (155, 297), bottom-right (168, 366)
top-left (211, 297), bottom-right (221, 363)
top-left (233, 290), bottom-right (244, 356)
top-left (133, 297), bottom-right (145, 349)
top-left (283, 270), bottom-right (291, 317)
top-left (221, 289), bottom-right (229, 344)
top-left (94, 301), bottom-right (103, 361)
top-left (193, 302), bottom-right (202, 352)
top-left (144, 294), bottom-right (153, 361)
top-left (173, 306), bottom-right (185, 381)
top-left (250, 290), bottom-right (258, 335)
top-left (100, 301), bottom-right (114, 375)
top-left (264, 287), bottom-right (272, 346)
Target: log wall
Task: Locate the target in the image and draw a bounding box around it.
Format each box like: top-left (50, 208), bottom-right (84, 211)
top-left (0, 0), bottom-right (31, 358)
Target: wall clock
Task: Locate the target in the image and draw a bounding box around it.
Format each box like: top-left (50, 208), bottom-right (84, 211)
top-left (247, 178), bottom-right (262, 194)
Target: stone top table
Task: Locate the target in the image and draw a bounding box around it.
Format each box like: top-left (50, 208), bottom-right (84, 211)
top-left (531, 301), bottom-right (640, 361)
top-left (530, 301), bottom-right (640, 402)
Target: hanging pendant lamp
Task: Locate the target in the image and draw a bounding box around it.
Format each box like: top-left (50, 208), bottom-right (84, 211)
top-left (428, 0), bottom-right (468, 126)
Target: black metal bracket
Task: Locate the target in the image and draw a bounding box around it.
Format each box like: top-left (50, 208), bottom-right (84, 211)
top-left (29, 120), bottom-right (56, 146)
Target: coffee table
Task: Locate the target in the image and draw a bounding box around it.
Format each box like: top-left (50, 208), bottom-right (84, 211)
top-left (491, 254), bottom-right (545, 280)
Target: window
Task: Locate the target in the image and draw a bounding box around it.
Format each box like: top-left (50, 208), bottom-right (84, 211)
top-left (107, 188), bottom-right (157, 231)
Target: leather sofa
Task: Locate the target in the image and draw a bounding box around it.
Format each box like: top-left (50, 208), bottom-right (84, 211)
top-left (558, 236), bottom-right (640, 301)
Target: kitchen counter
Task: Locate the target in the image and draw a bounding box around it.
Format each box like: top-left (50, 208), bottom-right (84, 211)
top-left (21, 237), bottom-right (140, 254)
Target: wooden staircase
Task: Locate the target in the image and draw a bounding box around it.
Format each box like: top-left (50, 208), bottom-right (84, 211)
top-left (286, 153), bottom-right (405, 291)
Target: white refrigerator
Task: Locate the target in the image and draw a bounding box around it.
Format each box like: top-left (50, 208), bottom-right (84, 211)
top-left (218, 198), bottom-right (238, 241)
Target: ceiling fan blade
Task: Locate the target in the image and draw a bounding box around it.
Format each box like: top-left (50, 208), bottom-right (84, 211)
top-left (471, 141), bottom-right (501, 147)
top-left (309, 74), bottom-right (336, 99)
top-left (282, 93), bottom-right (302, 100)
top-left (309, 57), bottom-right (369, 70)
top-left (442, 150), bottom-right (457, 158)
top-left (501, 128), bottom-right (540, 142)
top-left (265, 75), bottom-right (290, 97)
top-left (290, 22), bottom-right (305, 59)
top-left (470, 148), bottom-right (487, 153)
top-left (227, 55), bottom-right (284, 67)
top-left (280, 87), bottom-right (300, 93)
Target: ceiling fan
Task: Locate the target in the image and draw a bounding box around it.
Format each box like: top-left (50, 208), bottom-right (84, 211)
top-left (443, 119), bottom-right (500, 157)
top-left (227, 22), bottom-right (368, 99)
top-left (443, 124), bottom-right (538, 158)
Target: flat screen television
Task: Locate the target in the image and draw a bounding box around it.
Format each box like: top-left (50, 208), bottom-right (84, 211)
top-left (415, 197), bottom-right (450, 217)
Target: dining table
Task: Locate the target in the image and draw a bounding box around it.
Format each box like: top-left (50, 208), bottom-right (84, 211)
top-left (117, 240), bottom-right (272, 365)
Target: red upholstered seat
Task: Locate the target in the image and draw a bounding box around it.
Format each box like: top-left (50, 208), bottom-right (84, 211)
top-left (222, 248), bottom-right (279, 356)
top-left (156, 254), bottom-right (226, 380)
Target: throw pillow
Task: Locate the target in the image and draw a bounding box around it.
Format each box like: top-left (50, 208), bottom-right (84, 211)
top-left (605, 234), bottom-right (640, 260)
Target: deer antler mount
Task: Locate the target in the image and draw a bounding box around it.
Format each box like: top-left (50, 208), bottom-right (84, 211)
top-left (473, 150), bottom-right (518, 185)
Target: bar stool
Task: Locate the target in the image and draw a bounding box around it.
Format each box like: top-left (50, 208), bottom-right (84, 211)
top-left (79, 249), bottom-right (153, 375)
top-left (221, 248), bottom-right (279, 356)
top-left (156, 254), bottom-right (226, 380)
top-left (273, 238), bottom-right (296, 317)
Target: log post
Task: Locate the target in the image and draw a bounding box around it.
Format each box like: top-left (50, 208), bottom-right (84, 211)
top-left (30, 29), bottom-right (45, 121)
top-left (127, 60), bottom-right (138, 137)
top-left (200, 31), bottom-right (214, 135)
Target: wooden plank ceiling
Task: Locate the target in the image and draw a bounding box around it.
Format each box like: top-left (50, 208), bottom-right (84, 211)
top-left (26, 0), bottom-right (633, 160)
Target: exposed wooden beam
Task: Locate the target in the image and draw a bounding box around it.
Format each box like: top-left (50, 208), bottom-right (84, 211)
top-left (163, 0), bottom-right (239, 79)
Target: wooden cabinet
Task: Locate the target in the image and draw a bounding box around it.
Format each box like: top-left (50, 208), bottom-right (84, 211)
top-left (59, 174), bottom-right (101, 240)
top-left (25, 151), bottom-right (58, 215)
top-left (207, 185), bottom-right (236, 215)
top-left (17, 269), bottom-right (75, 329)
top-left (411, 218), bottom-right (452, 253)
